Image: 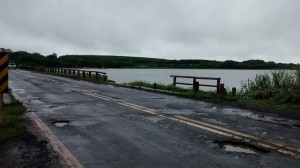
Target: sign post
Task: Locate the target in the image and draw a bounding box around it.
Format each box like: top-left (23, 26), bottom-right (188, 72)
top-left (0, 50), bottom-right (9, 125)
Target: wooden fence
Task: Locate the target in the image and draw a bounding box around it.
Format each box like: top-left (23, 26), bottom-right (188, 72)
top-left (20, 66), bottom-right (108, 82)
top-left (170, 75), bottom-right (222, 93)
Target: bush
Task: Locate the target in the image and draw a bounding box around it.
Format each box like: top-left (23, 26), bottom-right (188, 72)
top-left (239, 70), bottom-right (300, 104)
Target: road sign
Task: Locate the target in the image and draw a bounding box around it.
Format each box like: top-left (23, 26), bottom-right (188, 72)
top-left (0, 51), bottom-right (8, 93)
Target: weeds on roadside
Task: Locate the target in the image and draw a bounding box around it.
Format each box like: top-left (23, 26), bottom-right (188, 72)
top-left (239, 70), bottom-right (300, 104)
top-left (0, 100), bottom-right (26, 141)
top-left (128, 81), bottom-right (236, 101)
top-left (129, 81), bottom-right (190, 93)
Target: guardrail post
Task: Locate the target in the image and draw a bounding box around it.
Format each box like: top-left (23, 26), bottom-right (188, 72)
top-left (193, 77), bottom-right (199, 91)
top-left (96, 72), bottom-right (99, 80)
top-left (89, 71), bottom-right (92, 79)
top-left (73, 70), bottom-right (75, 76)
top-left (82, 71), bottom-right (86, 78)
top-left (217, 78), bottom-right (221, 93)
top-left (153, 83), bottom-right (157, 89)
top-left (77, 70), bottom-right (80, 78)
top-left (220, 83), bottom-right (226, 95)
top-left (173, 77), bottom-right (176, 87)
top-left (104, 76), bottom-right (107, 81)
top-left (232, 87), bottom-right (236, 97)
top-left (64, 69), bottom-right (66, 74)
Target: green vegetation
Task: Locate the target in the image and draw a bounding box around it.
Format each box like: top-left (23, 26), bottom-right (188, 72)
top-left (0, 98), bottom-right (26, 141)
top-left (239, 70), bottom-right (300, 106)
top-left (128, 81), bottom-right (237, 101)
top-left (4, 48), bottom-right (299, 69)
top-left (129, 81), bottom-right (189, 93)
top-left (129, 70), bottom-right (300, 109)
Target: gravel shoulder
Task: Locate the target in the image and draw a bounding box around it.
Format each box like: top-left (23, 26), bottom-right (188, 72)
top-left (0, 113), bottom-right (65, 168)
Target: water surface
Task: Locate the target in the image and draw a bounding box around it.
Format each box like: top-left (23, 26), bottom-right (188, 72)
top-left (83, 69), bottom-right (291, 90)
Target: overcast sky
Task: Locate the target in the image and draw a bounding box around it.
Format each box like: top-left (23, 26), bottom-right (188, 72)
top-left (1, 0), bottom-right (299, 63)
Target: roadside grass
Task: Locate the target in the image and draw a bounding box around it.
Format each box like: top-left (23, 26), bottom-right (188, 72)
top-left (128, 81), bottom-right (237, 101)
top-left (129, 81), bottom-right (189, 93)
top-left (129, 70), bottom-right (300, 110)
top-left (238, 70), bottom-right (300, 108)
top-left (0, 98), bottom-right (26, 141)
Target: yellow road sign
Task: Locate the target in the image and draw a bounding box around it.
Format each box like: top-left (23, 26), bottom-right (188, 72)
top-left (0, 52), bottom-right (8, 93)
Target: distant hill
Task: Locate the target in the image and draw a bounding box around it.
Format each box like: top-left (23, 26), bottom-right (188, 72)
top-left (7, 50), bottom-right (300, 69)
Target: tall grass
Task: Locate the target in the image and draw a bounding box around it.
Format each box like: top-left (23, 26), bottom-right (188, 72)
top-left (239, 70), bottom-right (300, 104)
top-left (0, 100), bottom-right (26, 140)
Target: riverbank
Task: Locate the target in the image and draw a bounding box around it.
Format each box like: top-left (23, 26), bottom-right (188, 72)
top-left (127, 76), bottom-right (300, 120)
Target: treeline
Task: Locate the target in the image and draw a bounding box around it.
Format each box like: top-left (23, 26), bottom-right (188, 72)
top-left (6, 50), bottom-right (300, 69)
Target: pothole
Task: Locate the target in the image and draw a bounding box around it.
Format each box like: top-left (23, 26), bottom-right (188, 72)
top-left (215, 140), bottom-right (270, 154)
top-left (53, 120), bottom-right (69, 127)
top-left (29, 98), bottom-right (45, 104)
top-left (293, 124), bottom-right (300, 128)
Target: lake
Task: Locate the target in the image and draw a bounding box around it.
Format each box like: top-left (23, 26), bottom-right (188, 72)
top-left (83, 69), bottom-right (291, 91)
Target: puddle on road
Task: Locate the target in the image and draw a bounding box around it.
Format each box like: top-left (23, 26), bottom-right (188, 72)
top-left (215, 141), bottom-right (270, 154)
top-left (12, 89), bottom-right (25, 94)
top-left (53, 120), bottom-right (69, 127)
top-left (123, 113), bottom-right (165, 123)
top-left (145, 116), bottom-right (164, 123)
top-left (215, 107), bottom-right (300, 128)
top-left (162, 109), bottom-right (194, 115)
top-left (222, 145), bottom-right (257, 154)
top-left (30, 98), bottom-right (45, 104)
top-left (49, 105), bottom-right (67, 110)
top-left (204, 118), bottom-right (227, 125)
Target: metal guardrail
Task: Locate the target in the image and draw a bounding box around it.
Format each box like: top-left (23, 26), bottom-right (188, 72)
top-left (170, 75), bottom-right (222, 93)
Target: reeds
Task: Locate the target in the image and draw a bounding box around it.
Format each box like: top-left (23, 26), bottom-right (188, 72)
top-left (240, 70), bottom-right (300, 104)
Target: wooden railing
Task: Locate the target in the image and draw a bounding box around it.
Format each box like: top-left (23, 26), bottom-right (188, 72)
top-left (20, 66), bottom-right (109, 82)
top-left (43, 68), bottom-right (108, 81)
top-left (170, 75), bottom-right (222, 93)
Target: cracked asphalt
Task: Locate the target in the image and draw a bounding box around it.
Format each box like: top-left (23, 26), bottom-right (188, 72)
top-left (9, 70), bottom-right (300, 168)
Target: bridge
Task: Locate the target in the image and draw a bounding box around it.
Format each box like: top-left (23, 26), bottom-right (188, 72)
top-left (8, 69), bottom-right (300, 168)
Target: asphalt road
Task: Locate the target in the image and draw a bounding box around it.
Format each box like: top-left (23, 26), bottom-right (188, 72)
top-left (9, 70), bottom-right (300, 168)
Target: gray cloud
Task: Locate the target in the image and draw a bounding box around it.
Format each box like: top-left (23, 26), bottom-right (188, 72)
top-left (0, 0), bottom-right (299, 63)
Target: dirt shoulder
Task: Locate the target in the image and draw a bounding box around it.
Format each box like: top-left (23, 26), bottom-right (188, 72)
top-left (0, 114), bottom-right (64, 168)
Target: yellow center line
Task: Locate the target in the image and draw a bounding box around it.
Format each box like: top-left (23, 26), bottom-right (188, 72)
top-left (70, 89), bottom-right (300, 159)
top-left (175, 116), bottom-right (261, 140)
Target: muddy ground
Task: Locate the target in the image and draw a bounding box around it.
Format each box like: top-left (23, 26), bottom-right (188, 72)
top-left (0, 116), bottom-right (64, 168)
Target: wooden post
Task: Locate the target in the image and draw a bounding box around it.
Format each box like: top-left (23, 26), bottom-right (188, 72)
top-left (193, 82), bottom-right (199, 92)
top-left (89, 72), bottom-right (92, 79)
top-left (0, 94), bottom-right (3, 125)
top-left (96, 72), bottom-right (99, 80)
top-left (220, 83), bottom-right (225, 95)
top-left (73, 70), bottom-right (75, 76)
top-left (232, 87), bottom-right (236, 97)
top-left (217, 78), bottom-right (221, 93)
top-left (77, 70), bottom-right (80, 78)
top-left (173, 77), bottom-right (176, 87)
top-left (82, 71), bottom-right (86, 78)
top-left (153, 83), bottom-right (157, 89)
